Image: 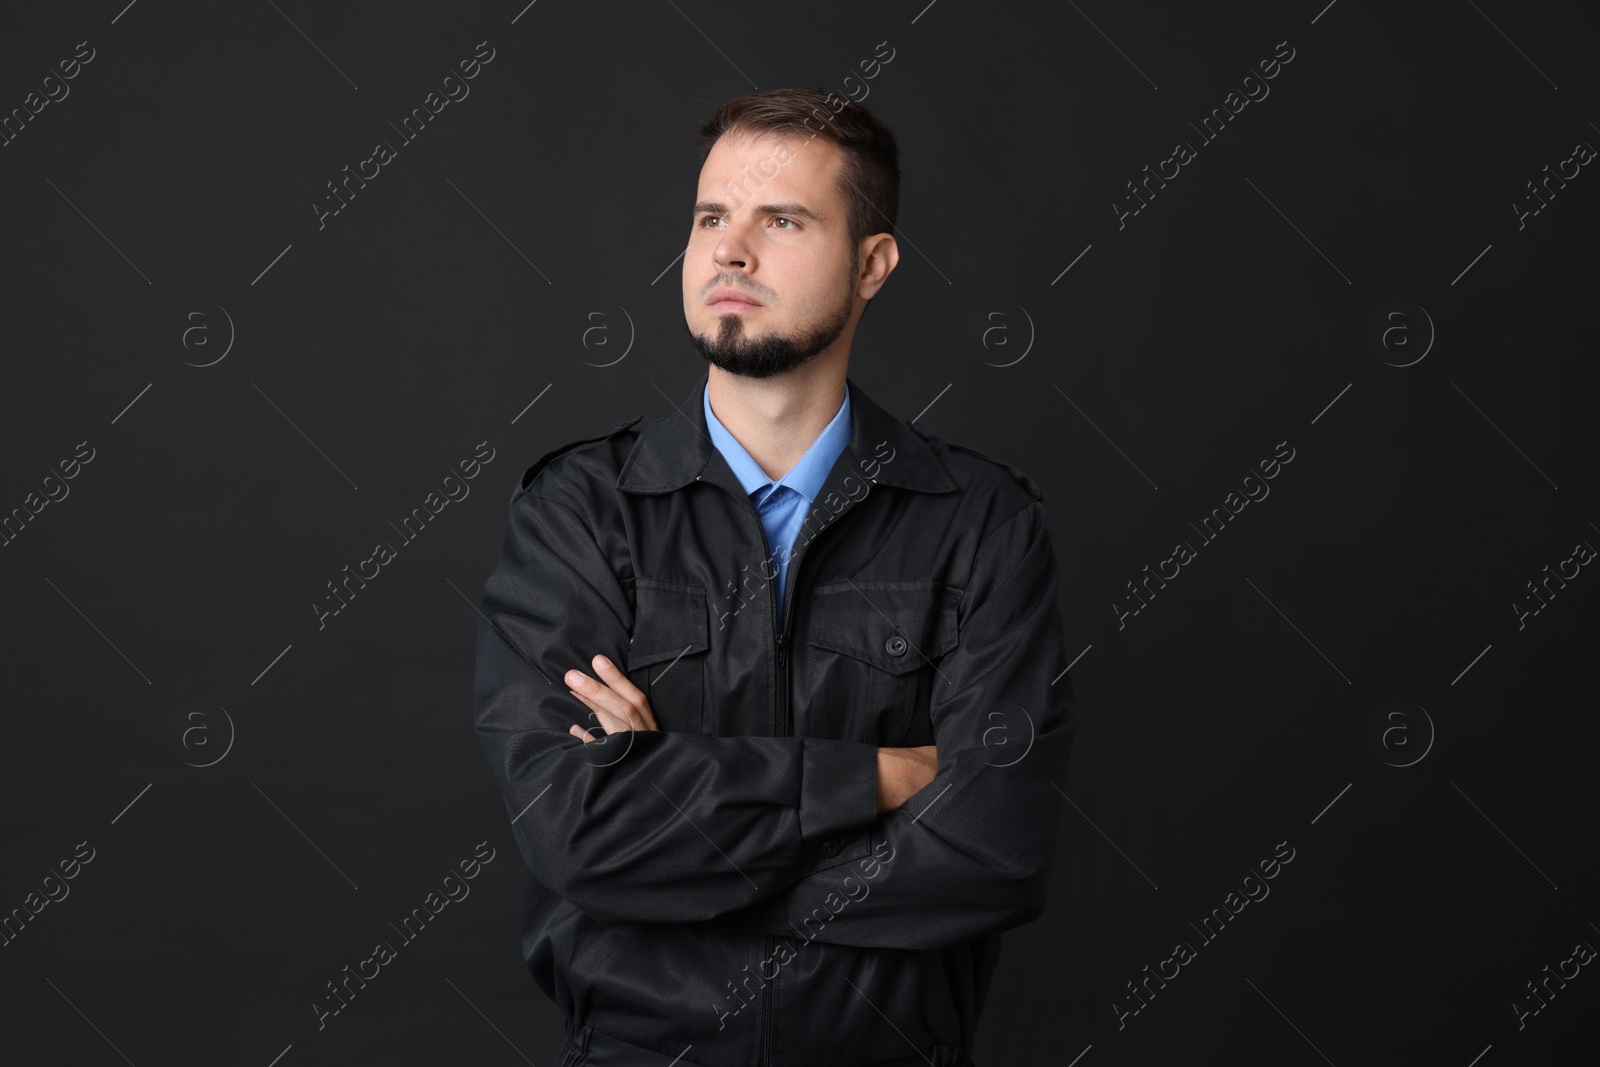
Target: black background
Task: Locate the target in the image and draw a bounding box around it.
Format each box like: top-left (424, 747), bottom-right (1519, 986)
top-left (2, 1), bottom-right (1596, 1064)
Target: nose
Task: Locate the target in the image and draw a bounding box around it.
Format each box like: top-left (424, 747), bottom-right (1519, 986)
top-left (713, 218), bottom-right (751, 271)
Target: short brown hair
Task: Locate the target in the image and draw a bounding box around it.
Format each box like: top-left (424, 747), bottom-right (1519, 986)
top-left (695, 87), bottom-right (900, 254)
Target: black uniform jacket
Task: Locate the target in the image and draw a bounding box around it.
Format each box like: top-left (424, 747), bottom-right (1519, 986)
top-left (472, 368), bottom-right (1077, 1067)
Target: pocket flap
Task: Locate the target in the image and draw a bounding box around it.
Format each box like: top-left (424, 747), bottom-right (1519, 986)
top-left (806, 580), bottom-right (961, 675)
top-left (628, 579), bottom-right (710, 670)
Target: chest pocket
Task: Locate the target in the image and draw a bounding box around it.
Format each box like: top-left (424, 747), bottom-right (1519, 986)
top-left (625, 579), bottom-right (711, 734)
top-left (801, 579), bottom-right (962, 746)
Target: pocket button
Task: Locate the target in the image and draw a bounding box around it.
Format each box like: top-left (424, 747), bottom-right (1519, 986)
top-left (884, 634), bottom-right (907, 656)
top-left (820, 839), bottom-right (841, 857)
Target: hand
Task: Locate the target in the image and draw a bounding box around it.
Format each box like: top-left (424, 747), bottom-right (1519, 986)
top-left (875, 744), bottom-right (938, 814)
top-left (565, 654), bottom-right (658, 742)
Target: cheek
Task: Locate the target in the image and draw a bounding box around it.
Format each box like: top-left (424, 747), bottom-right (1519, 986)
top-left (681, 257), bottom-right (703, 306)
top-left (684, 238), bottom-right (718, 277)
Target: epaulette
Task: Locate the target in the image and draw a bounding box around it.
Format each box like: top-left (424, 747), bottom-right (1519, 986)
top-left (516, 414), bottom-right (643, 496)
top-left (908, 424), bottom-right (1044, 502)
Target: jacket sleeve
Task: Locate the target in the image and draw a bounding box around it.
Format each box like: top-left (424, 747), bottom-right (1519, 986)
top-left (472, 477), bottom-right (880, 926)
top-left (742, 498), bottom-right (1077, 951)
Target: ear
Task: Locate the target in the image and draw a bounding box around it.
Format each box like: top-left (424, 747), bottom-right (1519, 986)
top-left (856, 233), bottom-right (900, 300)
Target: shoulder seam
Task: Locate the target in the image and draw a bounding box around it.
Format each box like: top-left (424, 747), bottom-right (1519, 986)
top-left (514, 414), bottom-right (642, 499)
top-left (911, 426), bottom-right (1043, 503)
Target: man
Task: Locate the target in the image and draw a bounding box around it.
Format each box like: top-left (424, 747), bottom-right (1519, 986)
top-left (473, 87), bottom-right (1076, 1066)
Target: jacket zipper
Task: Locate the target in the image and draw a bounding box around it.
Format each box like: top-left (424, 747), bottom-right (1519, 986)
top-left (699, 471), bottom-right (865, 1067)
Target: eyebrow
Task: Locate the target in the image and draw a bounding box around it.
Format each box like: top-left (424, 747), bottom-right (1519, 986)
top-left (693, 201), bottom-right (825, 223)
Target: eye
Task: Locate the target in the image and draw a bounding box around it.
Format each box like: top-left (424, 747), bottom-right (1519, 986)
top-left (772, 216), bottom-right (796, 229)
top-left (698, 215), bottom-right (724, 228)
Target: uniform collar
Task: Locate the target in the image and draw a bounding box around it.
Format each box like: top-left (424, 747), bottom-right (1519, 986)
top-left (616, 366), bottom-right (957, 496)
top-left (703, 377), bottom-right (852, 506)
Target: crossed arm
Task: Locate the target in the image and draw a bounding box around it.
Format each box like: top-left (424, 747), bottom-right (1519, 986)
top-left (473, 480), bottom-right (1075, 950)
top-left (560, 651), bottom-right (938, 816)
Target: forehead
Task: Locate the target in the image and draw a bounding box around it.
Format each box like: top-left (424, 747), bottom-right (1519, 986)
top-left (696, 130), bottom-right (846, 212)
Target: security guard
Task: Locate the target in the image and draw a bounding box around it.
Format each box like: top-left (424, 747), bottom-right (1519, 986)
top-left (472, 87), bottom-right (1076, 1067)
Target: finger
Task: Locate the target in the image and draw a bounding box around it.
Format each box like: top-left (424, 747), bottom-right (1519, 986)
top-left (569, 723), bottom-right (597, 743)
top-left (592, 654), bottom-right (658, 731)
top-left (565, 669), bottom-right (640, 731)
top-left (591, 654), bottom-right (647, 703)
top-left (570, 687), bottom-right (632, 735)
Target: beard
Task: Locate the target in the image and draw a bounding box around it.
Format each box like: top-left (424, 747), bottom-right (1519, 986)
top-left (686, 269), bottom-right (856, 380)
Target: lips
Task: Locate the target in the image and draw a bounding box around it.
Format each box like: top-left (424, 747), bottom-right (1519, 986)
top-left (707, 287), bottom-right (763, 311)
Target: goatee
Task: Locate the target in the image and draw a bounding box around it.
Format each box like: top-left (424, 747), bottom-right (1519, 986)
top-left (687, 295), bottom-right (853, 380)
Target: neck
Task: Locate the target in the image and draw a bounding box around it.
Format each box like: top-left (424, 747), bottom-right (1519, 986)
top-left (706, 358), bottom-right (847, 481)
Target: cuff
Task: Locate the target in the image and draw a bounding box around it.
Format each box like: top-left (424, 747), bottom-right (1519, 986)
top-left (797, 737), bottom-right (879, 845)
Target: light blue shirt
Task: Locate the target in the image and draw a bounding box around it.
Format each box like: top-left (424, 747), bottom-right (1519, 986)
top-left (704, 381), bottom-right (853, 627)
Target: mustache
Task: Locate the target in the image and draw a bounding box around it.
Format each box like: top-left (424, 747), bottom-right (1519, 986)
top-left (702, 278), bottom-right (771, 300)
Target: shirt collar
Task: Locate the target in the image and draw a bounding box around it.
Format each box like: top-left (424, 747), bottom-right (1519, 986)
top-left (702, 380), bottom-right (853, 506)
top-left (615, 366), bottom-right (957, 497)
